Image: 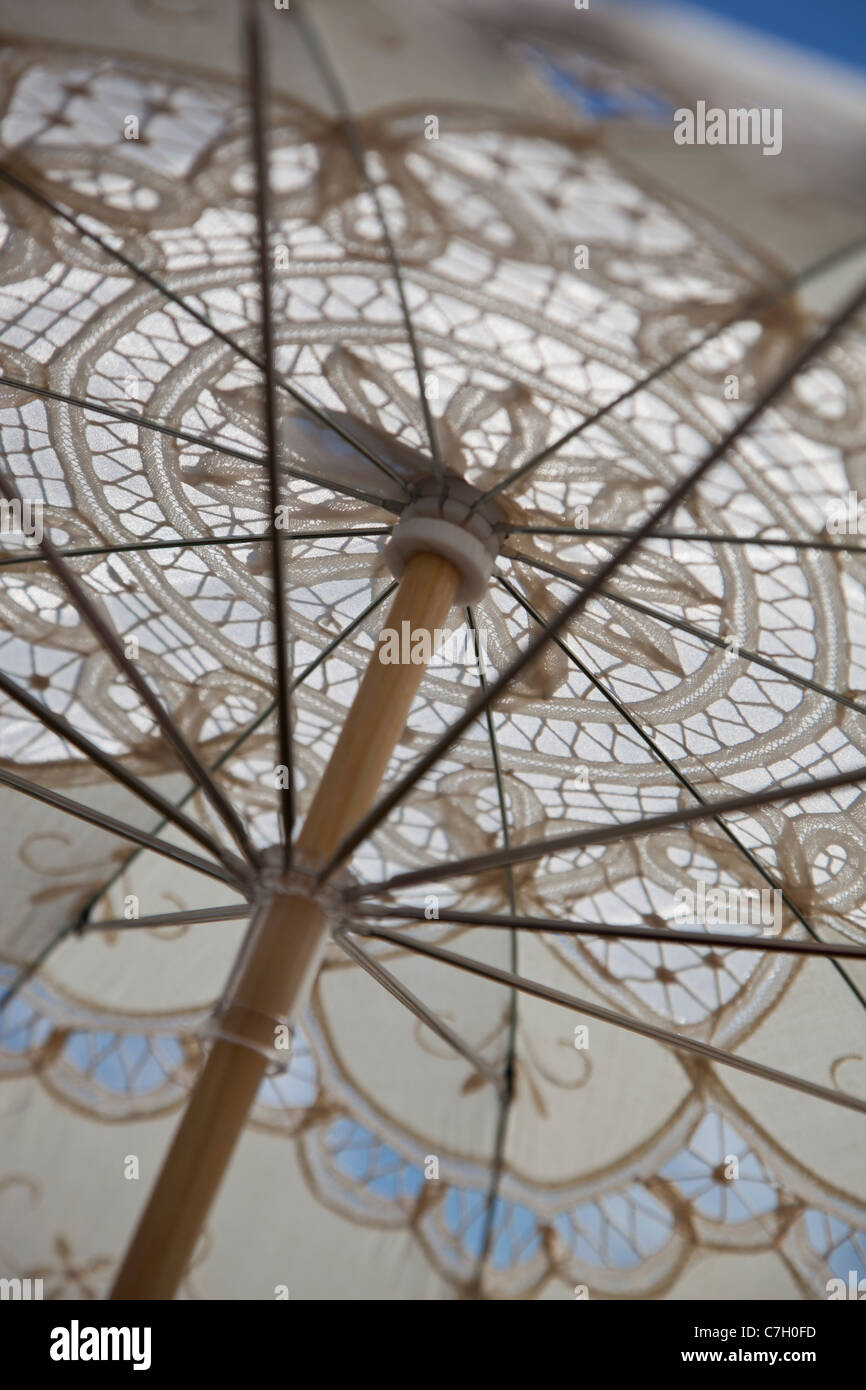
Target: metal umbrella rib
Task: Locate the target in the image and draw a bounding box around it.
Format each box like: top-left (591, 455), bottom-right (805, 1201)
top-left (346, 758), bottom-right (866, 895)
top-left (244, 0), bottom-right (295, 865)
top-left (472, 231), bottom-right (866, 509)
top-left (350, 925), bottom-right (866, 1118)
top-left (319, 277), bottom-right (866, 881)
top-left (0, 526), bottom-right (390, 569)
top-left (353, 904), bottom-right (866, 960)
top-left (0, 580), bottom-right (397, 1023)
top-left (334, 926), bottom-right (505, 1095)
top-left (498, 573), bottom-right (866, 1013)
top-left (0, 765), bottom-right (244, 889)
top-left (500, 524), bottom-right (866, 555)
top-left (294, 0), bottom-right (445, 486)
top-left (0, 666), bottom-right (239, 873)
top-left (466, 603), bottom-right (518, 1288)
top-left (78, 906), bottom-right (250, 933)
top-left (0, 466), bottom-right (261, 868)
top-left (505, 547), bottom-right (866, 725)
top-left (0, 167), bottom-right (410, 496)
top-left (0, 372), bottom-right (404, 515)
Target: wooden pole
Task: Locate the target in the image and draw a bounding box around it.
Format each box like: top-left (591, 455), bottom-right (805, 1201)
top-left (110, 551), bottom-right (460, 1299)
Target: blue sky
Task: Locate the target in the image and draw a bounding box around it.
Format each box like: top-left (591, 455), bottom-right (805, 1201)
top-left (669, 0), bottom-right (866, 75)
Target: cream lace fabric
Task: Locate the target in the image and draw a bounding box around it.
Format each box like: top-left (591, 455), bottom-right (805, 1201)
top-left (0, 20), bottom-right (865, 1299)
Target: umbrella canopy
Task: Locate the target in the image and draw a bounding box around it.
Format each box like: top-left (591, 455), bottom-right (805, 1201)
top-left (0, 0), bottom-right (865, 1300)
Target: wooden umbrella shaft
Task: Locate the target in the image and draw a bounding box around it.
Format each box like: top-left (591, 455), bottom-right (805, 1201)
top-left (110, 552), bottom-right (460, 1300)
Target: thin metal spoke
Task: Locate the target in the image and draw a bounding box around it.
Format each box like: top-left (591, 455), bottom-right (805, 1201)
top-left (353, 904), bottom-right (866, 960)
top-left (351, 925), bottom-right (866, 1118)
top-left (0, 371), bottom-right (263, 465)
top-left (245, 0), bottom-right (294, 866)
top-left (318, 278), bottom-right (866, 882)
top-left (473, 231), bottom-right (866, 508)
top-left (0, 468), bottom-right (261, 868)
top-left (0, 168), bottom-right (410, 496)
top-left (295, 0), bottom-right (444, 486)
top-left (294, 579), bottom-right (399, 686)
top-left (0, 905), bottom-right (249, 1019)
top-left (0, 765), bottom-right (243, 889)
top-left (0, 526), bottom-right (390, 569)
top-left (80, 905), bottom-right (250, 934)
top-left (333, 928), bottom-right (505, 1094)
top-left (0, 924), bottom-right (78, 1016)
top-left (506, 548), bottom-right (866, 725)
top-left (468, 607), bottom-right (517, 919)
top-left (500, 573), bottom-right (866, 1013)
top-left (346, 758), bottom-right (866, 896)
top-left (500, 525), bottom-right (866, 555)
top-left (72, 578), bottom-right (399, 931)
top-left (467, 604), bottom-right (517, 1284)
top-left (0, 578), bottom-right (396, 1022)
top-left (0, 666), bottom-right (241, 875)
top-left (0, 372), bottom-right (403, 515)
